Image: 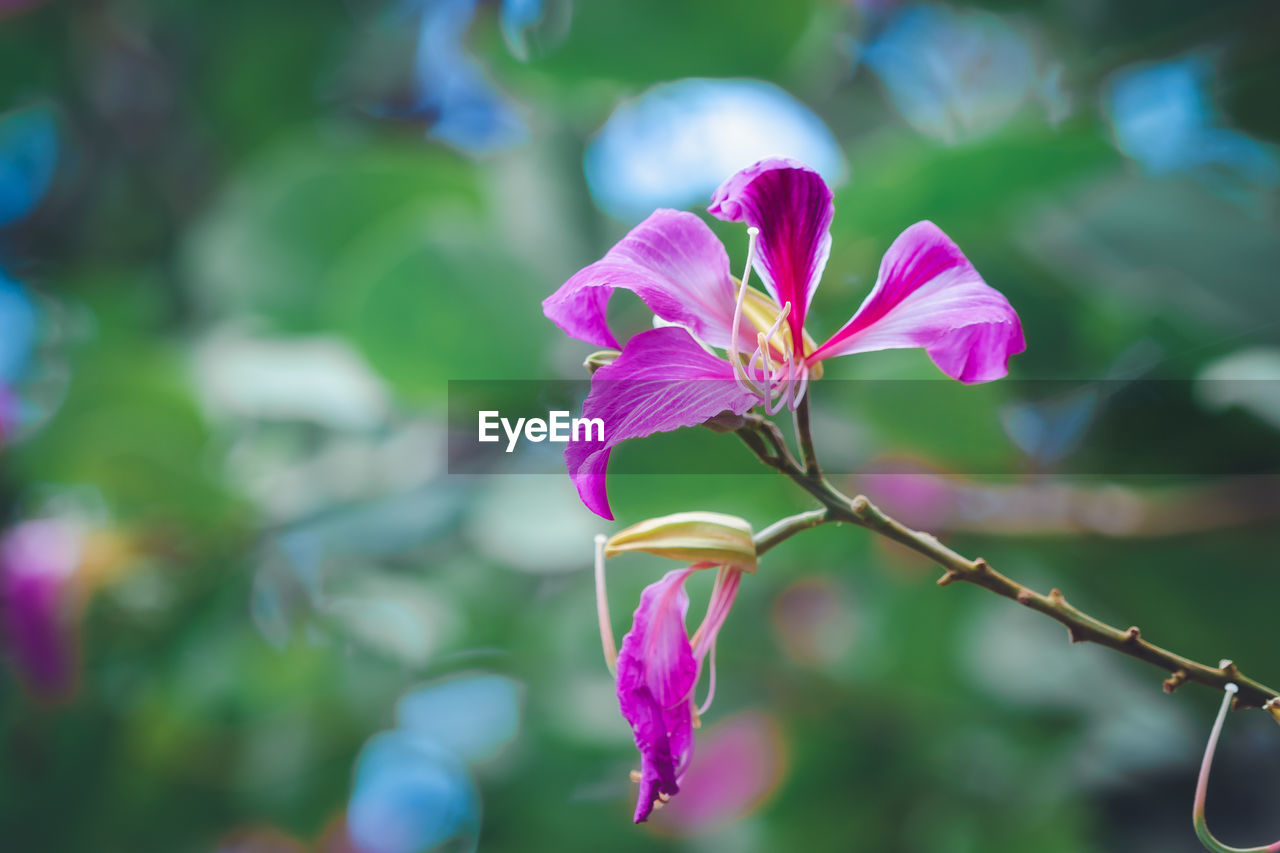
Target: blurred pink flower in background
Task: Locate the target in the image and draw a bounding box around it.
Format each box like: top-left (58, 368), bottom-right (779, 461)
top-left (1, 520), bottom-right (84, 699)
top-left (0, 383), bottom-right (18, 440)
top-left (859, 458), bottom-right (961, 532)
top-left (772, 577), bottom-right (859, 669)
top-left (0, 517), bottom-right (133, 701)
top-left (654, 711), bottom-right (788, 834)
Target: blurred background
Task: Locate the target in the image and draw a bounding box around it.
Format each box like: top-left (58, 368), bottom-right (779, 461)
top-left (1, 0), bottom-right (1279, 850)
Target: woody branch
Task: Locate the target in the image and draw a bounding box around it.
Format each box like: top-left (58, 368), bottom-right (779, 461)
top-left (737, 399), bottom-right (1279, 711)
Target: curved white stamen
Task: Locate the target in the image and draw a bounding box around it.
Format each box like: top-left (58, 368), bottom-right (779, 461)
top-left (756, 331), bottom-right (779, 413)
top-left (594, 533), bottom-right (617, 677)
top-left (762, 302), bottom-right (791, 357)
top-left (785, 353), bottom-right (801, 410)
top-left (747, 345), bottom-right (767, 391)
top-left (690, 566), bottom-right (740, 712)
top-left (697, 642), bottom-right (718, 716)
top-left (754, 302), bottom-right (794, 415)
top-left (773, 354), bottom-right (794, 414)
top-left (757, 331), bottom-right (774, 375)
top-left (789, 365), bottom-right (811, 409)
top-left (769, 344), bottom-right (797, 416)
top-left (764, 351), bottom-right (789, 415)
top-left (689, 567), bottom-right (723, 655)
top-left (765, 384), bottom-right (787, 415)
top-left (781, 353), bottom-right (810, 411)
top-left (729, 227), bottom-right (765, 399)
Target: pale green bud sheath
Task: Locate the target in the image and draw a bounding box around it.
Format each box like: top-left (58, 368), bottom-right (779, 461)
top-left (604, 511), bottom-right (757, 571)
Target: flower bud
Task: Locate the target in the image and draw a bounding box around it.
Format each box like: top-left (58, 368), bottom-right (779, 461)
top-left (584, 349), bottom-right (621, 374)
top-left (605, 512), bottom-right (756, 572)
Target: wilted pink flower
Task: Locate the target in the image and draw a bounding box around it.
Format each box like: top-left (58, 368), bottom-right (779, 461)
top-left (545, 158), bottom-right (1025, 519)
top-left (594, 527), bottom-right (749, 823)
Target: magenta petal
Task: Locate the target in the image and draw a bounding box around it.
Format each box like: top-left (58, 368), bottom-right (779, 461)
top-left (809, 221), bottom-right (1025, 383)
top-left (616, 568), bottom-right (698, 823)
top-left (708, 158), bottom-right (833, 345)
top-left (566, 326), bottom-right (760, 520)
top-left (542, 209), bottom-right (740, 349)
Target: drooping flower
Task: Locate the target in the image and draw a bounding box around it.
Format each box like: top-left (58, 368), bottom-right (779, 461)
top-left (544, 158), bottom-right (1025, 519)
top-left (593, 513), bottom-right (756, 822)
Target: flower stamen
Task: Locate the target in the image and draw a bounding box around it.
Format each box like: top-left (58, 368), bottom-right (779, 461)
top-left (697, 642), bottom-right (718, 716)
top-left (729, 227), bottom-right (766, 399)
top-left (789, 365), bottom-right (811, 409)
top-left (757, 331), bottom-right (775, 390)
top-left (595, 533), bottom-right (618, 676)
top-left (1193, 676), bottom-right (1280, 853)
top-left (750, 301), bottom-right (795, 415)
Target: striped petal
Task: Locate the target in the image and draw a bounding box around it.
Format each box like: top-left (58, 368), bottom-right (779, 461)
top-left (543, 210), bottom-right (740, 349)
top-left (808, 221), bottom-right (1024, 383)
top-left (708, 159), bottom-right (833, 349)
top-left (565, 326), bottom-right (759, 520)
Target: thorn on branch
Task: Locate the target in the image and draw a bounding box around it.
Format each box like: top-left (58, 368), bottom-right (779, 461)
top-left (936, 570), bottom-right (961, 587)
top-left (1163, 669), bottom-right (1189, 694)
top-left (1067, 626), bottom-right (1087, 644)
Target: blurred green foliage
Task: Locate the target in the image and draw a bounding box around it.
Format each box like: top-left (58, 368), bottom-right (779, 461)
top-left (1, 1), bottom-right (1279, 852)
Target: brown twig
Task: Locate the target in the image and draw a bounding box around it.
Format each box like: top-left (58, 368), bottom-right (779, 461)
top-left (740, 416), bottom-right (1279, 711)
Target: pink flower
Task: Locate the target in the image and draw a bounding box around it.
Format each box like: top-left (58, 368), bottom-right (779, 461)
top-left (0, 518), bottom-right (133, 701)
top-left (593, 518), bottom-right (751, 823)
top-left (545, 158), bottom-right (1025, 519)
top-left (611, 565), bottom-right (742, 823)
top-left (1, 520), bottom-right (83, 700)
